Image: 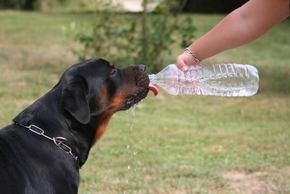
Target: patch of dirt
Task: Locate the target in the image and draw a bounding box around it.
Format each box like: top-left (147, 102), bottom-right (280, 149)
top-left (222, 171), bottom-right (277, 194)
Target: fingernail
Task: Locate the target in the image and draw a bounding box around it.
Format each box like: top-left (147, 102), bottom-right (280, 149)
top-left (182, 66), bottom-right (188, 71)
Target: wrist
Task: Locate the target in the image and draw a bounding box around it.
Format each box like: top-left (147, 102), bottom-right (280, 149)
top-left (184, 47), bottom-right (200, 63)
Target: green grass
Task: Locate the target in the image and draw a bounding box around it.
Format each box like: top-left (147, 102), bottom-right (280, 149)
top-left (0, 11), bottom-right (290, 193)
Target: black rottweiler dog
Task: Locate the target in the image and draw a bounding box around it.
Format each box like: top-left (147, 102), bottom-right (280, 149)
top-left (0, 58), bottom-right (152, 194)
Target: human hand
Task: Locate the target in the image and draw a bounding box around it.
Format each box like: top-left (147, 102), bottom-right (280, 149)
top-left (176, 50), bottom-right (200, 71)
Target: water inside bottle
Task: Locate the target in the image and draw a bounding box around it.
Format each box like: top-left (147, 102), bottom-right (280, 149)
top-left (153, 64), bottom-right (258, 96)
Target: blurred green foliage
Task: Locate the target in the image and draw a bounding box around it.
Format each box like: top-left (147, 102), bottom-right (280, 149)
top-left (73, 0), bottom-right (196, 73)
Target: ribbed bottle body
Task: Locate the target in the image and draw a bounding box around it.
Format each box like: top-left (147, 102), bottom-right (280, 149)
top-left (149, 64), bottom-right (259, 96)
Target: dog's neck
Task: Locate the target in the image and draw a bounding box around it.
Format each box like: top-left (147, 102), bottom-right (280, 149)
top-left (12, 92), bottom-right (99, 167)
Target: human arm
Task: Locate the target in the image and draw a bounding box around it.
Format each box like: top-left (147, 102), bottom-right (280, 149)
top-left (176, 0), bottom-right (290, 71)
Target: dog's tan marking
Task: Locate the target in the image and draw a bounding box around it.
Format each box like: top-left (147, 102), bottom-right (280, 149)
top-left (94, 96), bottom-right (125, 143)
top-left (94, 115), bottom-right (112, 143)
top-left (108, 62), bottom-right (114, 67)
top-left (101, 85), bottom-right (108, 98)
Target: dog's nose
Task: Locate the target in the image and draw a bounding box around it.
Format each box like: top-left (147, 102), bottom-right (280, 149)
top-left (137, 64), bottom-right (146, 72)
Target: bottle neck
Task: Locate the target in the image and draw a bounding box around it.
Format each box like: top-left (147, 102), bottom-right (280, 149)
top-left (148, 74), bottom-right (155, 85)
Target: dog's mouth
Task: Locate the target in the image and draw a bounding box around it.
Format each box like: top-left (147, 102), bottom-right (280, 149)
top-left (125, 87), bottom-right (149, 109)
top-left (122, 64), bottom-right (159, 110)
top-left (133, 66), bottom-right (159, 96)
top-left (124, 71), bottom-right (148, 109)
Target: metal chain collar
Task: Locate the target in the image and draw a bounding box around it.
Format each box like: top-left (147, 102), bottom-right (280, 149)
top-left (16, 123), bottom-right (78, 161)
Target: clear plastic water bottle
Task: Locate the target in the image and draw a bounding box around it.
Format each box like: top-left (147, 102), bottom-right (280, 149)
top-left (148, 64), bottom-right (259, 97)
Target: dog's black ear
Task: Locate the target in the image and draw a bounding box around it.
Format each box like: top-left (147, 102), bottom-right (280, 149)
top-left (61, 81), bottom-right (90, 124)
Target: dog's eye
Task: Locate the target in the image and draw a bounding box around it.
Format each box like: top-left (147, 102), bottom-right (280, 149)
top-left (110, 69), bottom-right (117, 76)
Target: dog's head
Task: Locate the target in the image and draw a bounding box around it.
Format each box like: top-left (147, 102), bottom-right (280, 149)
top-left (11, 58), bottom-right (153, 166)
top-left (60, 58), bottom-right (150, 125)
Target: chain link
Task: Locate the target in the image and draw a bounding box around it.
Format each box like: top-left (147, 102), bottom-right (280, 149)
top-left (17, 123), bottom-right (78, 161)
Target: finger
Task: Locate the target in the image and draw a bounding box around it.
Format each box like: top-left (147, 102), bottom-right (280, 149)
top-left (176, 56), bottom-right (188, 72)
top-left (181, 64), bottom-right (188, 72)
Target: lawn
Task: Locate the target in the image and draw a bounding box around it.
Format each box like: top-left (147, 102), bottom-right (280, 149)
top-left (0, 11), bottom-right (290, 193)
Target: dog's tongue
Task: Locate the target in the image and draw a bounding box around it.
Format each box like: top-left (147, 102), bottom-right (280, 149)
top-left (148, 84), bottom-right (159, 96)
